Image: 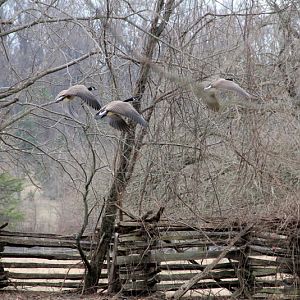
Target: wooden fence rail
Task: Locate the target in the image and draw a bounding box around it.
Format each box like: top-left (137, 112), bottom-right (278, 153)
top-left (1, 217), bottom-right (300, 299)
top-left (114, 218), bottom-right (300, 299)
top-left (0, 230), bottom-right (108, 291)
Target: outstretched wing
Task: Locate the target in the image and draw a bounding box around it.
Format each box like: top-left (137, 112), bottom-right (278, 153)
top-left (68, 85), bottom-right (102, 110)
top-left (108, 114), bottom-right (131, 132)
top-left (203, 90), bottom-right (220, 111)
top-left (227, 81), bottom-right (252, 98)
top-left (108, 101), bottom-right (148, 128)
top-left (65, 101), bottom-right (78, 117)
top-left (218, 79), bottom-right (252, 98)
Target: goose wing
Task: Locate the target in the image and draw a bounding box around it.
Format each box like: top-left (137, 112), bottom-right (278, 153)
top-left (106, 101), bottom-right (148, 128)
top-left (66, 85), bottom-right (102, 110)
top-left (217, 79), bottom-right (252, 98)
top-left (203, 90), bottom-right (220, 111)
top-left (107, 114), bottom-right (131, 132)
top-left (225, 81), bottom-right (252, 98)
top-left (65, 101), bottom-right (78, 117)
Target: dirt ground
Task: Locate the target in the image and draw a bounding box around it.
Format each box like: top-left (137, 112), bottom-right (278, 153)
top-left (0, 291), bottom-right (169, 300)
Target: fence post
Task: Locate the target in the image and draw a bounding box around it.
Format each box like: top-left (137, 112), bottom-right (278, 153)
top-left (0, 223), bottom-right (9, 289)
top-left (108, 232), bottom-right (121, 293)
top-left (136, 221), bottom-right (161, 294)
top-left (286, 232), bottom-right (300, 296)
top-left (118, 221), bottom-right (161, 295)
top-left (230, 226), bottom-right (255, 298)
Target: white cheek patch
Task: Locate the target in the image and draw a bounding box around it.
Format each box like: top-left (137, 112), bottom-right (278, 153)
top-left (204, 85), bottom-right (212, 90)
top-left (95, 110), bottom-right (107, 120)
top-left (55, 96), bottom-right (65, 102)
top-left (98, 110), bottom-right (108, 117)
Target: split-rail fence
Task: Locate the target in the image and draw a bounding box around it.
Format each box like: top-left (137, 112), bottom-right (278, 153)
top-left (1, 217), bottom-right (300, 299)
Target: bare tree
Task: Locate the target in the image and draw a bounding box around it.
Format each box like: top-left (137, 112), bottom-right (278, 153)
top-left (0, 0), bottom-right (299, 295)
top-left (83, 0), bottom-right (177, 293)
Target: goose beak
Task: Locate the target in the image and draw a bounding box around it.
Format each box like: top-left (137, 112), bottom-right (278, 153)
top-left (95, 110), bottom-right (107, 120)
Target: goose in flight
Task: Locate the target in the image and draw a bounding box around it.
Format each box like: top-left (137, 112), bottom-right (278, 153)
top-left (95, 100), bottom-right (148, 132)
top-left (55, 85), bottom-right (101, 116)
top-left (204, 78), bottom-right (253, 98)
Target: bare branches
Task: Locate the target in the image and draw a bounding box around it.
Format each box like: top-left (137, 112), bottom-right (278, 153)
top-left (75, 129), bottom-right (99, 277)
top-left (0, 98), bottom-right (19, 109)
top-left (82, 0), bottom-right (178, 293)
top-left (0, 0), bottom-right (300, 295)
top-left (0, 0), bottom-right (7, 9)
top-left (0, 50), bottom-right (98, 100)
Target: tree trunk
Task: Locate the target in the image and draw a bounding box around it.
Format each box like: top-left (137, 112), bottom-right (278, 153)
top-left (83, 0), bottom-right (176, 293)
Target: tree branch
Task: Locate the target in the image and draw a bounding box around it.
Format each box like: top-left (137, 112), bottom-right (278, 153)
top-left (0, 98), bottom-right (19, 109)
top-left (0, 50), bottom-right (98, 100)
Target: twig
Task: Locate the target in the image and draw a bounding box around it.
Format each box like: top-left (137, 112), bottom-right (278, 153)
top-left (114, 203), bottom-right (137, 220)
top-left (0, 223), bottom-right (8, 230)
top-left (0, 98), bottom-right (18, 109)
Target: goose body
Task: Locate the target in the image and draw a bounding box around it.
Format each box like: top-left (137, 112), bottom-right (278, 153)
top-left (95, 100), bottom-right (147, 132)
top-left (204, 78), bottom-right (253, 98)
top-left (55, 85), bottom-right (101, 111)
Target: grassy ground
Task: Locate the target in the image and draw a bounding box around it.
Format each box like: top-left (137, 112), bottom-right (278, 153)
top-left (0, 291), bottom-right (168, 300)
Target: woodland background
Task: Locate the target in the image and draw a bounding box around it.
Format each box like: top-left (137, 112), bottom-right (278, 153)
top-left (0, 0), bottom-right (299, 234)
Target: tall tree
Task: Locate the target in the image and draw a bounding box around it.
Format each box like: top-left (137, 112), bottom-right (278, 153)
top-left (83, 0), bottom-right (177, 293)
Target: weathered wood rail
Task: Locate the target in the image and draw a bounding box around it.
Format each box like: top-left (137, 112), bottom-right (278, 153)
top-left (0, 229), bottom-right (108, 290)
top-left (1, 217), bottom-right (300, 298)
top-left (114, 218), bottom-right (300, 298)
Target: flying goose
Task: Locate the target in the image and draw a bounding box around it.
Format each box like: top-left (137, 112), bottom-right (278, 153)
top-left (55, 85), bottom-right (101, 115)
top-left (204, 78), bottom-right (253, 98)
top-left (95, 100), bottom-right (148, 132)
